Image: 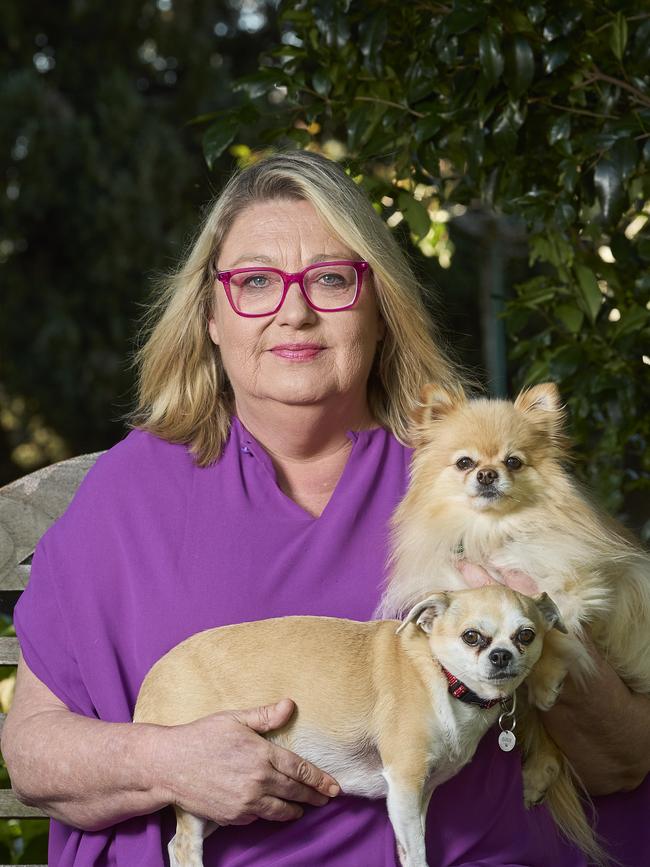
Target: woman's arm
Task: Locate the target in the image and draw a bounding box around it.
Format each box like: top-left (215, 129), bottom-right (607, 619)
top-left (1, 653), bottom-right (339, 832)
top-left (541, 640), bottom-right (650, 796)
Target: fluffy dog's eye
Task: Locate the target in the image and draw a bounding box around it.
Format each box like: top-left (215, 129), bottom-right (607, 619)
top-left (456, 457), bottom-right (475, 471)
top-left (504, 456), bottom-right (523, 470)
top-left (517, 628), bottom-right (536, 645)
top-left (462, 630), bottom-right (481, 646)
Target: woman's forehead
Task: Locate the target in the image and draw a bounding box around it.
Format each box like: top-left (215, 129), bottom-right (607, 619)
top-left (219, 199), bottom-right (356, 265)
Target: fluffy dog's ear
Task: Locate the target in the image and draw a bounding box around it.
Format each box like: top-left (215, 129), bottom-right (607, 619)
top-left (514, 383), bottom-right (563, 415)
top-left (397, 592), bottom-right (451, 634)
top-left (514, 383), bottom-right (568, 449)
top-left (409, 384), bottom-right (466, 446)
top-left (533, 592), bottom-right (568, 634)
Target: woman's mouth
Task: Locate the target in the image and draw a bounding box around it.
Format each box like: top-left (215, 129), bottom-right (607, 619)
top-left (270, 344), bottom-right (325, 361)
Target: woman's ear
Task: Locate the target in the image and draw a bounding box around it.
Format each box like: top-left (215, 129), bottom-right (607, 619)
top-left (208, 316), bottom-right (220, 347)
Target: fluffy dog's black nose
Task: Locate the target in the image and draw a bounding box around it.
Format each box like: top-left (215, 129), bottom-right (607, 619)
top-left (477, 468), bottom-right (498, 485)
top-left (489, 648), bottom-right (513, 668)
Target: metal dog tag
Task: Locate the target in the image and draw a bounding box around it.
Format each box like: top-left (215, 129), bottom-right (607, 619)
top-left (498, 730), bottom-right (517, 752)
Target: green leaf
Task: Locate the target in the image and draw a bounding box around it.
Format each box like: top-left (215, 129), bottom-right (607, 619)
top-left (444, 4), bottom-right (485, 35)
top-left (549, 343), bottom-right (583, 378)
top-left (524, 357), bottom-right (550, 384)
top-left (234, 69), bottom-right (285, 99)
top-left (492, 103), bottom-right (525, 154)
top-left (594, 159), bottom-right (625, 226)
top-left (346, 102), bottom-right (383, 150)
top-left (556, 303), bottom-right (584, 333)
top-left (414, 112), bottom-right (442, 144)
top-left (504, 35), bottom-right (535, 97)
top-left (312, 69), bottom-right (331, 97)
top-left (479, 27), bottom-right (504, 87)
top-left (527, 5), bottom-right (545, 25)
top-left (548, 114), bottom-right (571, 146)
top-left (542, 39), bottom-right (570, 74)
top-left (610, 12), bottom-right (628, 61)
top-left (398, 192), bottom-right (431, 239)
top-left (359, 9), bottom-right (388, 76)
top-left (286, 128), bottom-right (312, 146)
top-left (611, 137), bottom-right (638, 182)
top-left (574, 265), bottom-right (602, 323)
top-left (280, 8), bottom-right (313, 25)
top-left (203, 119), bottom-right (239, 170)
top-left (612, 305), bottom-right (650, 339)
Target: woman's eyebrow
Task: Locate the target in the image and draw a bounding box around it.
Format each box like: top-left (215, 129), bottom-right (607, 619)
top-left (226, 254), bottom-right (275, 267)
top-left (224, 252), bottom-right (356, 269)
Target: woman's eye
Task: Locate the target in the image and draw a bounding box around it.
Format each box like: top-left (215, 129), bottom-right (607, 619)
top-left (462, 630), bottom-right (481, 646)
top-left (456, 457), bottom-right (475, 471)
top-left (317, 272), bottom-right (348, 288)
top-left (517, 629), bottom-right (536, 645)
top-left (504, 456), bottom-right (523, 470)
top-left (244, 275), bottom-right (270, 289)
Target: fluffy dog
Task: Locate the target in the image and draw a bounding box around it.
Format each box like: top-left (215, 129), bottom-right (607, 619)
top-left (133, 584), bottom-right (566, 867)
top-left (376, 382), bottom-right (650, 863)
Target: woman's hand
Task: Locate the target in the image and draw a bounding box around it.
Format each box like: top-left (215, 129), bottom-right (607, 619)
top-left (457, 560), bottom-right (539, 595)
top-left (541, 638), bottom-right (650, 795)
top-left (150, 698), bottom-right (340, 826)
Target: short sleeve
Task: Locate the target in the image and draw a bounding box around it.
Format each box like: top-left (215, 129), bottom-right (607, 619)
top-left (13, 538), bottom-right (93, 717)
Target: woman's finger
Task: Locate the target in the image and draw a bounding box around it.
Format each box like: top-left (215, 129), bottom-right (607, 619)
top-left (457, 560), bottom-right (494, 587)
top-left (268, 744), bottom-right (340, 799)
top-left (265, 763), bottom-right (333, 807)
top-left (255, 795), bottom-right (304, 822)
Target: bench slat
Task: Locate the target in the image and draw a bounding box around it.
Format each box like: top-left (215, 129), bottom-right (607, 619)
top-left (0, 453), bottom-right (103, 590)
top-left (0, 564), bottom-right (31, 593)
top-left (0, 788), bottom-right (47, 818)
top-left (0, 638), bottom-right (19, 666)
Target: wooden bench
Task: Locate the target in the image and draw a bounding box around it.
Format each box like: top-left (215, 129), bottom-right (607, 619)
top-left (0, 453), bottom-right (103, 867)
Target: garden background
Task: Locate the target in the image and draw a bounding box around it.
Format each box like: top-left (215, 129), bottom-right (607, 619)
top-left (1, 0), bottom-right (648, 861)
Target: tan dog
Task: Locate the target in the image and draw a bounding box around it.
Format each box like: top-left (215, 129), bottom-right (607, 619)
top-left (133, 585), bottom-right (566, 867)
top-left (376, 382), bottom-right (650, 864)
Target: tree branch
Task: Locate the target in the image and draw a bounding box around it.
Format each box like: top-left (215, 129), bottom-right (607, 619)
top-left (354, 96), bottom-right (425, 118)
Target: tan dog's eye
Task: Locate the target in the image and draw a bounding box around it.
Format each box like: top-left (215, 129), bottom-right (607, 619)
top-left (462, 629), bottom-right (481, 646)
top-left (456, 457), bottom-right (475, 471)
top-left (517, 628), bottom-right (536, 645)
top-left (504, 456), bottom-right (523, 470)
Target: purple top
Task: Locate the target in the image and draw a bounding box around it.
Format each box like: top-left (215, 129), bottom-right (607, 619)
top-left (14, 419), bottom-right (648, 866)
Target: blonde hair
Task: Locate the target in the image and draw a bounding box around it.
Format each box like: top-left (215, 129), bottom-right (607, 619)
top-left (130, 150), bottom-right (466, 464)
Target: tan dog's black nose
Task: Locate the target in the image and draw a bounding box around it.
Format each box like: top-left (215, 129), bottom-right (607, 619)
top-left (477, 468), bottom-right (499, 485)
top-left (489, 648), bottom-right (513, 668)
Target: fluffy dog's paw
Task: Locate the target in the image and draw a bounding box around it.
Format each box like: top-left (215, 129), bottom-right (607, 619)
top-left (523, 757), bottom-right (561, 808)
top-left (527, 676), bottom-right (565, 711)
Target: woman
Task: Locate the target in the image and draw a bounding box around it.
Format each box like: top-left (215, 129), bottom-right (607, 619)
top-left (2, 151), bottom-right (648, 867)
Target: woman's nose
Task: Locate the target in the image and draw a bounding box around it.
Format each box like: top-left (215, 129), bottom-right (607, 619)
top-left (274, 280), bottom-right (318, 326)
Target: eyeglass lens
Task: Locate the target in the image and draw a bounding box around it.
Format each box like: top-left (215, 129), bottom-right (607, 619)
top-left (229, 264), bottom-right (359, 314)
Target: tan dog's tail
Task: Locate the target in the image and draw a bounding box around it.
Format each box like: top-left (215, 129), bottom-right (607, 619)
top-left (545, 759), bottom-right (612, 867)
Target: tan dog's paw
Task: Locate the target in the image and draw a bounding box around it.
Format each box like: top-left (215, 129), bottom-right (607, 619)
top-left (522, 754), bottom-right (561, 807)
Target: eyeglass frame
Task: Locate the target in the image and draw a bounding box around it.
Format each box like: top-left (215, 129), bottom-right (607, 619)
top-left (212, 259), bottom-right (370, 318)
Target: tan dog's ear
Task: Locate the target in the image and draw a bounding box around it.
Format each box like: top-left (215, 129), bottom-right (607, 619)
top-left (533, 592), bottom-right (568, 634)
top-left (397, 592), bottom-right (451, 634)
top-left (409, 384), bottom-right (466, 446)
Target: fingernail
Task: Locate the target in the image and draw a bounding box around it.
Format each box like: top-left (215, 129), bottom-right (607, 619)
top-left (328, 784), bottom-right (340, 796)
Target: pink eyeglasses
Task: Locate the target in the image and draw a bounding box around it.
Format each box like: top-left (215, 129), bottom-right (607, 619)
top-left (214, 260), bottom-right (370, 317)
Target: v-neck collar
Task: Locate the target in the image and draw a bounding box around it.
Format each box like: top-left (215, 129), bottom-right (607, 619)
top-left (230, 416), bottom-right (373, 521)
